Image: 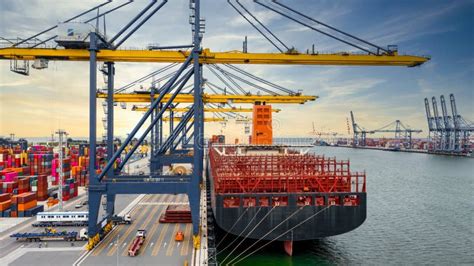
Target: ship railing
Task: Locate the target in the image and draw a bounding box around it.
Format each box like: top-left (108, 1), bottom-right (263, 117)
top-left (219, 192), bottom-right (366, 208)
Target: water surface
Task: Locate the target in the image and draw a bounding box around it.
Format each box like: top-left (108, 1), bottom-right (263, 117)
top-left (217, 147), bottom-right (474, 265)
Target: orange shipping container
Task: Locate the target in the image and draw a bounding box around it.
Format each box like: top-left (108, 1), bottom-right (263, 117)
top-left (251, 104), bottom-right (273, 145)
top-left (0, 200), bottom-right (11, 211)
top-left (18, 200), bottom-right (37, 211)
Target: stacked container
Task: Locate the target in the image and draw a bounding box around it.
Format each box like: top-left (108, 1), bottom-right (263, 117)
top-left (11, 192), bottom-right (42, 217)
top-left (28, 153), bottom-right (53, 175)
top-left (0, 193), bottom-right (12, 217)
top-left (36, 175), bottom-right (49, 201)
top-left (18, 177), bottom-right (31, 194)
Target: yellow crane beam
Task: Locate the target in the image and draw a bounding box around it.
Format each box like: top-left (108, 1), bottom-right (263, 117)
top-left (0, 48), bottom-right (429, 66)
top-left (131, 106), bottom-right (281, 113)
top-left (162, 117), bottom-right (226, 122)
top-left (97, 93), bottom-right (317, 104)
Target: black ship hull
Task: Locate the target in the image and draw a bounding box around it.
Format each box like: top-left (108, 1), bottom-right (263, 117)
top-left (207, 163), bottom-right (367, 242)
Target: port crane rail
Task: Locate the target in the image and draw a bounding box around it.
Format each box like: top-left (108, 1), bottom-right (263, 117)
top-left (0, 0), bottom-right (429, 257)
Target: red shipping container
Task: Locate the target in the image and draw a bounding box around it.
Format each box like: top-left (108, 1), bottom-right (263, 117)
top-left (0, 193), bottom-right (11, 202)
top-left (15, 192), bottom-right (37, 204)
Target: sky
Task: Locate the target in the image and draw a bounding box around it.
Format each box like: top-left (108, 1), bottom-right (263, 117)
top-left (0, 0), bottom-right (473, 142)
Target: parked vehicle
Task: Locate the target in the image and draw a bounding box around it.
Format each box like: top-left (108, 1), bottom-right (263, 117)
top-left (111, 214), bottom-right (132, 225)
top-left (10, 228), bottom-right (88, 242)
top-left (128, 229), bottom-right (146, 257)
top-left (33, 211), bottom-right (88, 227)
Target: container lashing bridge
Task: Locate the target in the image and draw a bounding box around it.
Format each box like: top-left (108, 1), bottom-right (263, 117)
top-left (0, 0), bottom-right (429, 260)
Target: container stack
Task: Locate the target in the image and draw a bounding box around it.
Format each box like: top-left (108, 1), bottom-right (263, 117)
top-left (0, 148), bottom-right (28, 169)
top-left (63, 178), bottom-right (79, 201)
top-left (52, 157), bottom-right (71, 186)
top-left (28, 153), bottom-right (53, 175)
top-left (0, 149), bottom-right (9, 169)
top-left (0, 193), bottom-right (12, 217)
top-left (17, 176), bottom-right (31, 194)
top-left (159, 205), bottom-right (192, 223)
top-left (7, 192), bottom-right (44, 217)
top-left (36, 175), bottom-right (49, 201)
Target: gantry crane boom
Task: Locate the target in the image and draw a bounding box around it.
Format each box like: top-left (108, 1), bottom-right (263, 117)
top-left (0, 48), bottom-right (429, 66)
top-left (131, 106), bottom-right (281, 113)
top-left (97, 92), bottom-right (316, 104)
top-left (162, 117), bottom-right (226, 122)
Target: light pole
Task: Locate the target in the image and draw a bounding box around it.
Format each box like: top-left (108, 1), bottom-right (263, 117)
top-left (55, 129), bottom-right (67, 211)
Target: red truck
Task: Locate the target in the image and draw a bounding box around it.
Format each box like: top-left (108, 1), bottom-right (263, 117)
top-left (128, 229), bottom-right (146, 257)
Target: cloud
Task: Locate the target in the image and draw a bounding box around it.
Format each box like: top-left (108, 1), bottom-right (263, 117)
top-left (417, 79), bottom-right (434, 94)
top-left (0, 1), bottom-right (472, 139)
top-left (363, 1), bottom-right (467, 45)
top-left (228, 9), bottom-right (280, 27)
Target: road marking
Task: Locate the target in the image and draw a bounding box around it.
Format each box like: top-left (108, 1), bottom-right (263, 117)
top-left (106, 197), bottom-right (153, 256)
top-left (109, 194), bottom-right (160, 257)
top-left (166, 224), bottom-right (180, 256)
top-left (121, 202), bottom-right (162, 256)
top-left (91, 195), bottom-right (149, 256)
top-left (138, 201), bottom-right (189, 206)
top-left (181, 223), bottom-right (192, 256)
top-left (140, 195), bottom-right (170, 254)
top-left (151, 223), bottom-right (169, 256)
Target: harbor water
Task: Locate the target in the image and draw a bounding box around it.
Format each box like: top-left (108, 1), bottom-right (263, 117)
top-left (216, 146), bottom-right (474, 265)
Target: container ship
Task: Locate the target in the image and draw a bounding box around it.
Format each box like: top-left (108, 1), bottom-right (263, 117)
top-left (207, 104), bottom-right (367, 255)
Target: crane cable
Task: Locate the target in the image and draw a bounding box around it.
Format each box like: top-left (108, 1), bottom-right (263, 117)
top-left (208, 65), bottom-right (247, 95)
top-left (221, 205), bottom-right (301, 264)
top-left (234, 0), bottom-right (290, 52)
top-left (116, 62), bottom-right (179, 93)
top-left (227, 0), bottom-right (285, 53)
top-left (229, 205), bottom-right (334, 265)
top-left (211, 65), bottom-right (278, 96)
top-left (223, 63), bottom-right (296, 95)
top-left (207, 66), bottom-right (240, 95)
top-left (216, 207), bottom-right (266, 255)
top-left (216, 207), bottom-right (250, 248)
top-left (255, 0), bottom-right (379, 56)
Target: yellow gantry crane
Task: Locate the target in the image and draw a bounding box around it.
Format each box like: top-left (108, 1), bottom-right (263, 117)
top-left (0, 48), bottom-right (429, 67)
top-left (162, 117), bottom-right (227, 122)
top-left (0, 0), bottom-right (431, 254)
top-left (97, 92), bottom-right (316, 104)
top-left (131, 106), bottom-right (281, 113)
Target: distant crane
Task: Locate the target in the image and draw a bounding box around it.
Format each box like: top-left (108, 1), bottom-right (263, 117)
top-left (309, 122), bottom-right (338, 144)
top-left (425, 94), bottom-right (474, 154)
top-left (350, 111), bottom-right (373, 147)
top-left (350, 111), bottom-right (422, 149)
